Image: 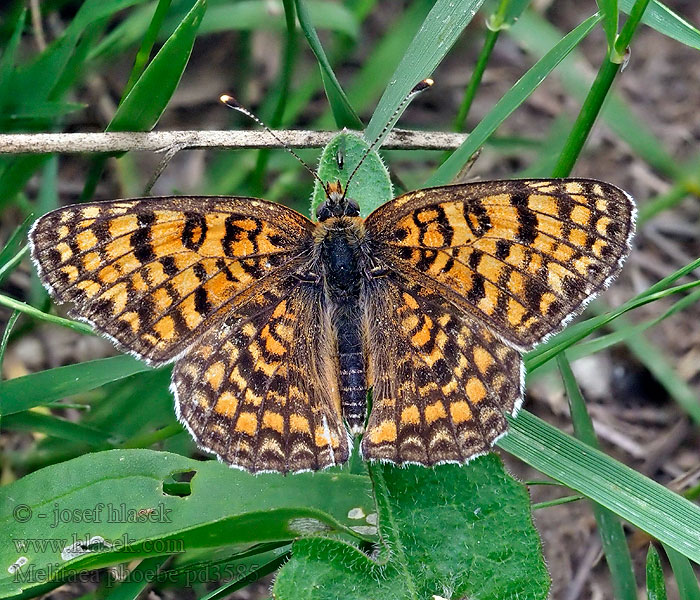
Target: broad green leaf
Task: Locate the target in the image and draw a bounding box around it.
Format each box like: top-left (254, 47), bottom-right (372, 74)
top-left (0, 356), bottom-right (153, 416)
top-left (427, 12), bottom-right (600, 186)
top-left (620, 0), bottom-right (700, 50)
top-left (274, 456), bottom-right (550, 600)
top-left (646, 545), bottom-right (667, 600)
top-left (499, 410), bottom-right (700, 564)
top-left (0, 449), bottom-right (374, 598)
top-left (311, 132), bottom-right (392, 218)
top-left (366, 0), bottom-right (486, 145)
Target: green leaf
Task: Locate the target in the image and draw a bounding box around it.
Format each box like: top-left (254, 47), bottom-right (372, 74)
top-left (499, 410), bottom-right (700, 564)
top-left (0, 356), bottom-right (153, 416)
top-left (427, 13), bottom-right (601, 186)
top-left (507, 9), bottom-right (677, 175)
top-left (122, 0), bottom-right (174, 99)
top-left (646, 545), bottom-right (667, 600)
top-left (107, 0), bottom-right (206, 132)
top-left (558, 355), bottom-right (637, 600)
top-left (366, 0), bottom-right (487, 145)
top-left (274, 456), bottom-right (550, 600)
top-left (664, 544), bottom-right (700, 600)
top-left (294, 0), bottom-right (362, 129)
top-left (311, 132), bottom-right (392, 218)
top-left (0, 449), bottom-right (374, 598)
top-left (620, 0), bottom-right (700, 50)
top-left (598, 0), bottom-right (619, 50)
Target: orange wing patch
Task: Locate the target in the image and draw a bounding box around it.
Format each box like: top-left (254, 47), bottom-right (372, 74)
top-left (30, 196), bottom-right (314, 364)
top-left (366, 178), bottom-right (635, 350)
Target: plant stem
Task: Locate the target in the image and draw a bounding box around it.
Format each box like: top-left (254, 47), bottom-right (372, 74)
top-left (552, 0), bottom-right (652, 177)
top-left (454, 28), bottom-right (499, 131)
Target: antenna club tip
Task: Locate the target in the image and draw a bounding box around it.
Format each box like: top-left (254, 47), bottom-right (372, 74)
top-left (219, 94), bottom-right (240, 108)
top-left (411, 78), bottom-right (434, 94)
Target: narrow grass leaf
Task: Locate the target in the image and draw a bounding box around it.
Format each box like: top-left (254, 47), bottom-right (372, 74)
top-left (427, 13), bottom-right (601, 186)
top-left (0, 293), bottom-right (95, 335)
top-left (102, 555), bottom-right (171, 600)
top-left (663, 544), bottom-right (700, 599)
top-left (122, 0), bottom-right (173, 99)
top-left (498, 410), bottom-right (700, 563)
top-left (558, 355), bottom-right (637, 600)
top-left (365, 0), bottom-right (486, 145)
top-left (108, 0), bottom-right (206, 132)
top-left (0, 356), bottom-right (152, 416)
top-left (598, 0), bottom-right (619, 50)
top-left (646, 545), bottom-right (667, 600)
top-left (508, 10), bottom-right (677, 175)
top-left (0, 9), bottom-right (26, 108)
top-left (620, 0), bottom-right (700, 50)
top-left (294, 0), bottom-right (362, 128)
top-left (1, 412), bottom-right (119, 446)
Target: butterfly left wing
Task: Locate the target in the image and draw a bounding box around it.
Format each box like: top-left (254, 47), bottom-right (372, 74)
top-left (29, 196), bottom-right (314, 364)
top-left (360, 273), bottom-right (522, 465)
top-left (365, 179), bottom-right (635, 350)
top-left (173, 271), bottom-right (350, 473)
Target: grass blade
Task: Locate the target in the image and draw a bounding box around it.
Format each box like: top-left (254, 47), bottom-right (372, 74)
top-left (0, 356), bottom-right (153, 415)
top-left (294, 0), bottom-right (362, 129)
top-left (620, 0), bottom-right (700, 50)
top-left (663, 544), bottom-right (700, 599)
top-left (498, 409), bottom-right (700, 564)
top-left (646, 545), bottom-right (668, 600)
top-left (365, 0), bottom-right (487, 145)
top-left (427, 13), bottom-right (601, 186)
top-left (558, 354), bottom-right (637, 600)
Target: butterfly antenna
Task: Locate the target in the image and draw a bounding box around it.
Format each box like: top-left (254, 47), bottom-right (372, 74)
top-left (341, 78), bottom-right (433, 201)
top-left (220, 94), bottom-right (329, 193)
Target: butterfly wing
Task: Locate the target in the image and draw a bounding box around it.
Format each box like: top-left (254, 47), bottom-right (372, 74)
top-left (360, 274), bottom-right (522, 465)
top-left (29, 196), bottom-right (314, 365)
top-left (365, 179), bottom-right (635, 350)
top-left (173, 271), bottom-right (350, 473)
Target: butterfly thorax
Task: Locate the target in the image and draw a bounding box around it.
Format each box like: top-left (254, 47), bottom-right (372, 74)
top-left (313, 214), bottom-right (369, 434)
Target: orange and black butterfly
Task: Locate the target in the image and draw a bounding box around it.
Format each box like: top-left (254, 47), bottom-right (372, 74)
top-left (29, 171), bottom-right (635, 473)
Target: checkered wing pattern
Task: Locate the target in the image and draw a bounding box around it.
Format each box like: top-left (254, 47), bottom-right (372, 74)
top-left (173, 274), bottom-right (349, 473)
top-left (29, 197), bottom-right (314, 365)
top-left (366, 179), bottom-right (635, 350)
top-left (361, 275), bottom-right (522, 465)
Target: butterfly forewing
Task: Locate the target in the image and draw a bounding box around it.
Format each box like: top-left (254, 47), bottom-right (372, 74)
top-left (29, 196), bottom-right (314, 364)
top-left (365, 179), bottom-right (635, 350)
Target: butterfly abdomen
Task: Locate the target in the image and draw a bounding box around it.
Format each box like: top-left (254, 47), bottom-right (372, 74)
top-left (317, 218), bottom-right (369, 434)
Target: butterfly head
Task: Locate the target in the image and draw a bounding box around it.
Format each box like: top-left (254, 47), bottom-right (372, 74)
top-left (316, 180), bottom-right (360, 221)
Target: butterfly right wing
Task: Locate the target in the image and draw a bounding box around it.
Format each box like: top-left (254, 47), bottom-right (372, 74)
top-left (173, 270), bottom-right (350, 473)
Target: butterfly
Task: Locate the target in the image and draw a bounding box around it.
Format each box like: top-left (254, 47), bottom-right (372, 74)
top-left (29, 176), bottom-right (635, 473)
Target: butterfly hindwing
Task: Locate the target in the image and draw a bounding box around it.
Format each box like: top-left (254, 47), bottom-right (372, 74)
top-left (365, 179), bottom-right (635, 350)
top-left (361, 273), bottom-right (523, 465)
top-left (173, 271), bottom-right (350, 473)
top-left (29, 196), bottom-right (314, 364)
